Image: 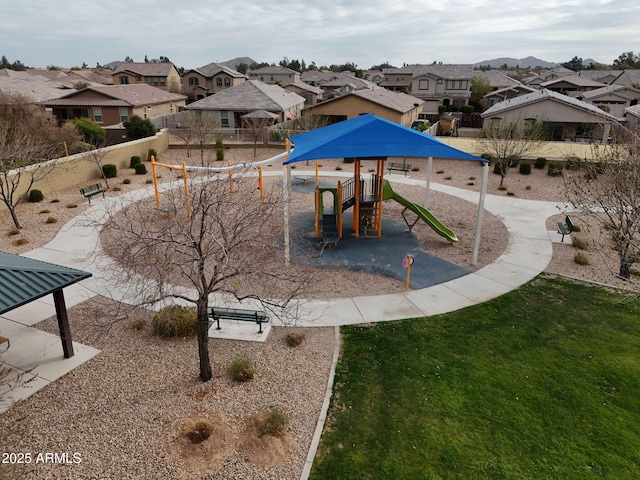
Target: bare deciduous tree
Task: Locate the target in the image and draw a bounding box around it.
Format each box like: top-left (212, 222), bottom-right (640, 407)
top-left (476, 118), bottom-right (547, 187)
top-left (100, 172), bottom-right (320, 381)
top-left (565, 124), bottom-right (640, 280)
top-left (0, 94), bottom-right (80, 228)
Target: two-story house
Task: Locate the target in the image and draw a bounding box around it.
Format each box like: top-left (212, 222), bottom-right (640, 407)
top-left (540, 75), bottom-right (607, 97)
top-left (111, 62), bottom-right (182, 93)
top-left (181, 63), bottom-right (247, 102)
top-left (247, 65), bottom-right (300, 86)
top-left (409, 64), bottom-right (475, 113)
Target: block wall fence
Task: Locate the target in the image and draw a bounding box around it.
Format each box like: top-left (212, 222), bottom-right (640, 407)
top-left (5, 130), bottom-right (169, 202)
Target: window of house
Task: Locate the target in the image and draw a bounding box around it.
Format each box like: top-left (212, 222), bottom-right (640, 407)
top-left (216, 78), bottom-right (222, 87)
top-left (189, 77), bottom-right (199, 86)
top-left (146, 77), bottom-right (166, 87)
top-left (224, 78), bottom-right (230, 87)
top-left (418, 79), bottom-right (429, 90)
top-left (119, 108), bottom-right (129, 123)
top-left (577, 123), bottom-right (594, 138)
top-left (270, 76), bottom-right (274, 81)
top-left (93, 108), bottom-right (103, 123)
top-left (119, 76), bottom-right (129, 85)
top-left (446, 80), bottom-right (468, 90)
top-left (220, 111), bottom-right (229, 126)
top-left (143, 107), bottom-right (148, 119)
top-left (260, 76), bottom-right (264, 81)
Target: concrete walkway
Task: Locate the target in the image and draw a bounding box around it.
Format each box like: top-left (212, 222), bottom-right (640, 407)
top-left (0, 171), bottom-right (572, 411)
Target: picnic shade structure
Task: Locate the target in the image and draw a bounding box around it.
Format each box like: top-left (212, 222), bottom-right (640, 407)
top-left (0, 251), bottom-right (92, 358)
top-left (281, 114), bottom-right (490, 264)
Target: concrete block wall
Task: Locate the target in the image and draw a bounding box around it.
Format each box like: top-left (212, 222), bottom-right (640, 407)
top-left (5, 130), bottom-right (169, 201)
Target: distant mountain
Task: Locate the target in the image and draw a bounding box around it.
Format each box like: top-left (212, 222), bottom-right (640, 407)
top-left (220, 57), bottom-right (257, 70)
top-left (474, 56), bottom-right (558, 69)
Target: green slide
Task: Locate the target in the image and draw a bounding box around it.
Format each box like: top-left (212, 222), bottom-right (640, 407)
top-left (382, 180), bottom-right (458, 243)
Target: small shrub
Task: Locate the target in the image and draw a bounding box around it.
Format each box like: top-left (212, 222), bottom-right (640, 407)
top-left (135, 163), bottom-right (148, 175)
top-left (411, 166), bottom-right (420, 172)
top-left (498, 185), bottom-right (507, 191)
top-left (467, 182), bottom-right (475, 186)
top-left (343, 157), bottom-right (355, 164)
top-left (595, 161), bottom-right (606, 174)
top-left (130, 318), bottom-right (146, 331)
top-left (507, 191), bottom-right (515, 196)
top-left (129, 156), bottom-right (142, 168)
top-left (66, 203), bottom-right (78, 208)
top-left (565, 156), bottom-right (582, 171)
top-left (290, 165), bottom-right (296, 169)
top-left (123, 178), bottom-right (132, 185)
top-left (335, 166), bottom-right (342, 171)
top-left (460, 104), bottom-right (474, 114)
top-left (469, 176), bottom-right (476, 181)
top-left (436, 170), bottom-right (445, 174)
top-left (572, 223), bottom-right (581, 232)
top-left (45, 216), bottom-right (58, 224)
top-left (7, 227), bottom-right (20, 236)
top-left (102, 164), bottom-right (117, 178)
top-left (534, 157), bottom-right (547, 169)
top-left (519, 162), bottom-right (531, 175)
top-left (480, 153), bottom-right (492, 163)
top-left (39, 209), bottom-right (50, 214)
top-left (28, 189), bottom-right (44, 202)
top-left (584, 163), bottom-right (599, 180)
top-left (152, 305), bottom-right (198, 338)
top-left (574, 252), bottom-right (590, 265)
top-left (444, 176), bottom-right (452, 180)
top-left (182, 419), bottom-right (214, 444)
top-left (145, 179), bottom-right (154, 184)
top-left (111, 186), bottom-right (121, 192)
top-left (525, 185), bottom-right (532, 190)
top-left (547, 161), bottom-right (563, 177)
top-left (13, 238), bottom-right (29, 246)
top-left (50, 198), bottom-right (60, 203)
top-left (493, 162), bottom-right (504, 175)
top-left (215, 139), bottom-right (225, 162)
top-left (285, 332), bottom-right (306, 347)
top-left (258, 408), bottom-right (287, 438)
top-left (572, 236), bottom-right (588, 250)
top-left (229, 358), bottom-right (254, 382)
top-left (148, 148), bottom-right (157, 161)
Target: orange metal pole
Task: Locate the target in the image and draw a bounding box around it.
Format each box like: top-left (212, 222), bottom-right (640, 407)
top-left (315, 187), bottom-right (320, 238)
top-left (151, 155), bottom-right (160, 208)
top-left (259, 166), bottom-right (264, 203)
top-left (315, 160), bottom-right (319, 188)
top-left (337, 183), bottom-right (343, 238)
top-left (182, 162), bottom-right (191, 221)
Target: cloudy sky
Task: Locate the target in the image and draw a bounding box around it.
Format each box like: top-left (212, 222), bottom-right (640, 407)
top-left (1, 0), bottom-right (637, 70)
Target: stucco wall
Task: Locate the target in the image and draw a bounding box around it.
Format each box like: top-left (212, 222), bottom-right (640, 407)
top-left (4, 130), bottom-right (169, 203)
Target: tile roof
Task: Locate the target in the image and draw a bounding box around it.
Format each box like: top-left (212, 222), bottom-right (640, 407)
top-left (579, 84), bottom-right (640, 100)
top-left (541, 74), bottom-right (606, 88)
top-left (248, 65), bottom-right (299, 75)
top-left (195, 62), bottom-right (246, 78)
top-left (185, 80), bottom-right (304, 112)
top-left (351, 88), bottom-right (423, 112)
top-left (481, 88), bottom-right (618, 120)
top-left (42, 84), bottom-right (186, 107)
top-left (112, 62), bottom-right (176, 77)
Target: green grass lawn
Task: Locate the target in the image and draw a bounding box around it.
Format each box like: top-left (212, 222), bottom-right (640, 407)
top-left (310, 276), bottom-right (640, 479)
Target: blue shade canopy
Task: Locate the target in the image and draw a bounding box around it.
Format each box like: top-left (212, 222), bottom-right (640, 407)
top-left (283, 114), bottom-right (485, 164)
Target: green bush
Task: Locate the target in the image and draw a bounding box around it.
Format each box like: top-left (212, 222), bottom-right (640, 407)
top-left (258, 408), bottom-right (287, 438)
top-left (343, 157), bottom-right (355, 164)
top-left (565, 156), bottom-right (582, 171)
top-left (215, 139), bottom-right (225, 162)
top-left (534, 157), bottom-right (547, 169)
top-left (493, 162), bottom-right (504, 175)
top-left (130, 156), bottom-right (142, 168)
top-left (148, 148), bottom-right (157, 161)
top-left (152, 305), bottom-right (197, 338)
top-left (28, 189), bottom-right (44, 202)
top-left (460, 104), bottom-right (474, 114)
top-left (547, 161), bottom-right (563, 177)
top-left (519, 162), bottom-right (531, 175)
top-left (123, 178), bottom-right (132, 185)
top-left (102, 164), bottom-right (117, 178)
top-left (572, 237), bottom-right (589, 250)
top-left (229, 358), bottom-right (254, 382)
top-left (438, 105), bottom-right (447, 114)
top-left (134, 163), bottom-right (147, 175)
top-left (480, 153), bottom-right (492, 163)
top-left (286, 332), bottom-right (306, 347)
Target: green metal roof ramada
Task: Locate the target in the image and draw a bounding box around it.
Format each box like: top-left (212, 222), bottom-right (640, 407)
top-left (0, 251), bottom-right (92, 315)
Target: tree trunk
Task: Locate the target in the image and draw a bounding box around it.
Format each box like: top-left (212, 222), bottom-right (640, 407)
top-left (8, 205), bottom-right (21, 229)
top-left (197, 301), bottom-right (212, 381)
top-left (619, 258), bottom-right (632, 279)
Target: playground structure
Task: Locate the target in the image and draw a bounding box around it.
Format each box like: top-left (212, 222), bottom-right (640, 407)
top-left (313, 157), bottom-right (458, 249)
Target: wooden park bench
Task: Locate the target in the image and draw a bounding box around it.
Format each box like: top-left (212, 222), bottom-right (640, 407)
top-left (79, 183), bottom-right (107, 203)
top-left (208, 307), bottom-right (270, 334)
top-left (387, 161), bottom-right (412, 176)
top-left (557, 215), bottom-right (575, 242)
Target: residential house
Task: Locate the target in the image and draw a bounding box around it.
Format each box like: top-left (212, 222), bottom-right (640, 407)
top-left (578, 70), bottom-right (624, 85)
top-left (379, 66), bottom-right (414, 93)
top-left (409, 64), bottom-right (475, 113)
top-left (318, 77), bottom-right (378, 100)
top-left (283, 82), bottom-right (324, 106)
top-left (540, 75), bottom-right (607, 97)
top-left (483, 84), bottom-right (537, 108)
top-left (577, 84), bottom-right (640, 119)
top-left (521, 66), bottom-right (574, 87)
top-left (111, 62), bottom-right (182, 93)
top-left (181, 63), bottom-right (246, 102)
top-left (625, 104), bottom-right (640, 131)
top-left (612, 70), bottom-right (640, 89)
top-left (362, 70), bottom-right (384, 85)
top-left (184, 80), bottom-right (305, 128)
top-left (301, 70), bottom-right (356, 87)
top-left (247, 65), bottom-right (300, 86)
top-left (0, 69), bottom-right (71, 102)
top-left (302, 86), bottom-right (424, 126)
top-left (475, 70), bottom-right (522, 92)
top-left (480, 88), bottom-right (617, 143)
top-left (42, 84), bottom-right (187, 126)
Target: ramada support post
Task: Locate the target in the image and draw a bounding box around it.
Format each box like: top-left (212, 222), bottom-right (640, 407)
top-left (53, 289), bottom-right (74, 358)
